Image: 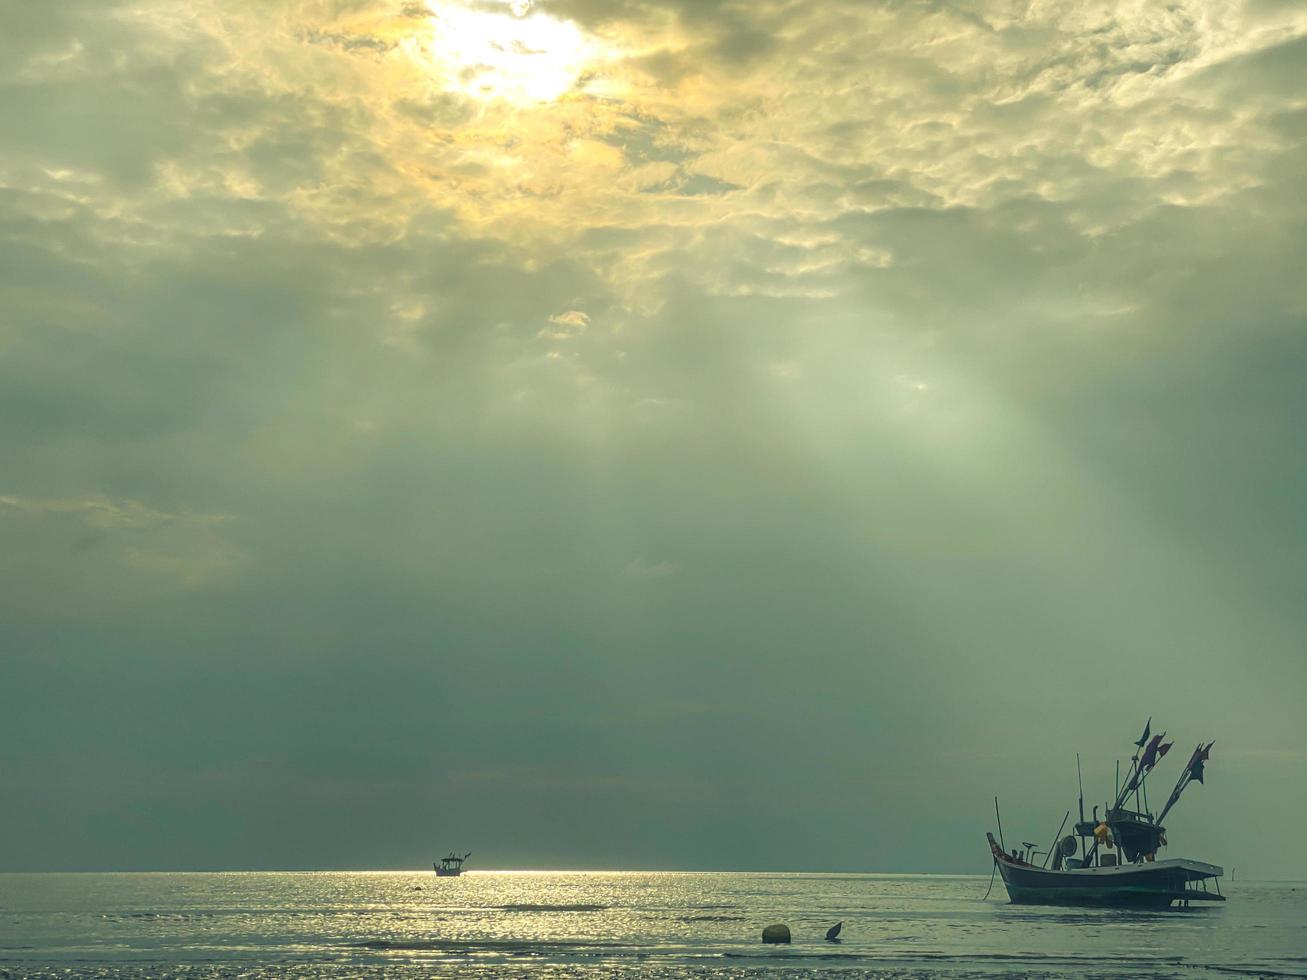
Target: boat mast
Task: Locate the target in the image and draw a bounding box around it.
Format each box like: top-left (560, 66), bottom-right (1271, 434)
top-left (994, 797), bottom-right (1006, 853)
top-left (1157, 742), bottom-right (1213, 825)
top-left (1117, 716), bottom-right (1150, 815)
top-left (1076, 754), bottom-right (1084, 825)
top-left (1076, 753), bottom-right (1087, 863)
top-left (1084, 725), bottom-right (1148, 867)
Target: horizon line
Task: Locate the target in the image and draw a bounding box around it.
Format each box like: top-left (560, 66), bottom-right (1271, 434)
top-left (0, 867), bottom-right (1296, 882)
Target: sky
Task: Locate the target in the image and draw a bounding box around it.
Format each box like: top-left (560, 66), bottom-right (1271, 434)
top-left (2, 0), bottom-right (1306, 877)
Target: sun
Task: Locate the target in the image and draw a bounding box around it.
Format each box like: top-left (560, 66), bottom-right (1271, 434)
top-left (415, 0), bottom-right (598, 104)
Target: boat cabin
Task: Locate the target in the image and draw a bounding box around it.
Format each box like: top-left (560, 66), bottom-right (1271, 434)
top-left (1066, 808), bottom-right (1165, 867)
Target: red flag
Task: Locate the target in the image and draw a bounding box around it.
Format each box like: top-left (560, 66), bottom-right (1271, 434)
top-left (1157, 741), bottom-right (1173, 760)
top-left (1140, 733), bottom-right (1165, 770)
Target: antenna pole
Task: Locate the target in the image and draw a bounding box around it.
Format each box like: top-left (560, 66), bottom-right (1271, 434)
top-left (1076, 754), bottom-right (1084, 824)
top-left (1043, 810), bottom-right (1070, 869)
top-left (1076, 753), bottom-right (1087, 863)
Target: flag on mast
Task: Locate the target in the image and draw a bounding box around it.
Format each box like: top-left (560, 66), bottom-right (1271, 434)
top-left (1134, 718), bottom-right (1152, 750)
top-left (1188, 741), bottom-right (1214, 784)
top-left (1140, 733), bottom-right (1165, 770)
top-left (1158, 742), bottom-right (1214, 824)
top-left (1125, 732), bottom-right (1171, 794)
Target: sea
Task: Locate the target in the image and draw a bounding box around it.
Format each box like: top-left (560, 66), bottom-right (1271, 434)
top-left (1, 871), bottom-right (1303, 978)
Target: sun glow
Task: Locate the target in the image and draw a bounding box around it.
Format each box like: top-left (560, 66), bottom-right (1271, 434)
top-left (417, 0), bottom-right (598, 104)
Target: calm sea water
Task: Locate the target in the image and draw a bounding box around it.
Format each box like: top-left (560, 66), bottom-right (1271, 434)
top-left (1, 871), bottom-right (1302, 978)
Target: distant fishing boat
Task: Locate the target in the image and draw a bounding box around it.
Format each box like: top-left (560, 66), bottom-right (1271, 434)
top-left (434, 851), bottom-right (471, 877)
top-left (988, 722), bottom-right (1223, 908)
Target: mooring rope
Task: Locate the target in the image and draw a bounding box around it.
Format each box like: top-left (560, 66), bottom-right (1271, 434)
top-left (981, 858), bottom-right (997, 901)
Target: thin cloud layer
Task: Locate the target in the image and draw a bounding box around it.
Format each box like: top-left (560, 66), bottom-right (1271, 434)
top-left (1, 0), bottom-right (1305, 874)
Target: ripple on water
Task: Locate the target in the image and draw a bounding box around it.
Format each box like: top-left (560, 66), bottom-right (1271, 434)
top-left (2, 873), bottom-right (1303, 979)
top-left (496, 904), bottom-right (610, 913)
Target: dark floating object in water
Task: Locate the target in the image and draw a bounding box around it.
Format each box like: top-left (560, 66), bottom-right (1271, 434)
top-left (825, 921), bottom-right (842, 941)
top-left (761, 923), bottom-right (791, 944)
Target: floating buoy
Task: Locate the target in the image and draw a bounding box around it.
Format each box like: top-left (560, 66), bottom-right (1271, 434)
top-left (762, 923), bottom-right (791, 944)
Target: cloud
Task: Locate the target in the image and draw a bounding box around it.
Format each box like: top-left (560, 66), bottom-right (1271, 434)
top-left (0, 493), bottom-right (227, 531)
top-left (622, 557), bottom-right (680, 580)
top-left (549, 309), bottom-right (591, 328)
top-left (0, 494), bottom-right (244, 610)
top-left (1, 0), bottom-right (1305, 875)
top-left (541, 308), bottom-right (592, 339)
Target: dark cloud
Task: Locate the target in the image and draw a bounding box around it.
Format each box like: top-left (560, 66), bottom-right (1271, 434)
top-left (2, 0), bottom-right (1305, 876)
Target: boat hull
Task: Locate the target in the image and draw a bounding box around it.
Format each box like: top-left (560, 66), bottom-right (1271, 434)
top-left (998, 857), bottom-right (1223, 914)
top-left (988, 835), bottom-right (1223, 908)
